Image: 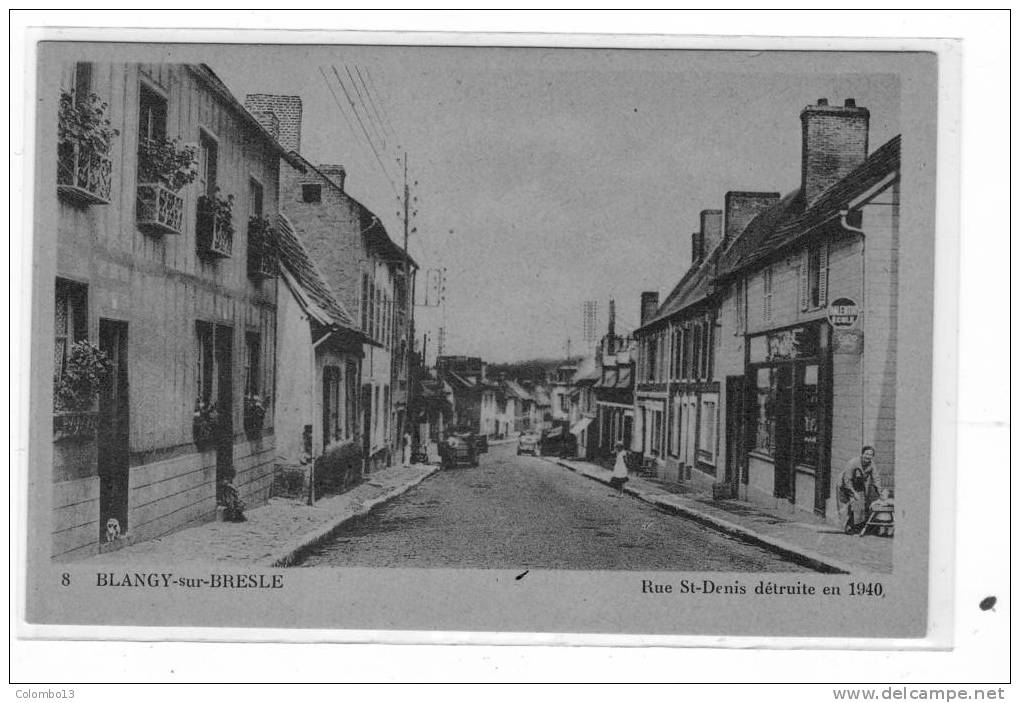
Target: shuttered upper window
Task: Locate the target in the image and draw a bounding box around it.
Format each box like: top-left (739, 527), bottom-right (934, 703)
top-left (800, 243), bottom-right (829, 311)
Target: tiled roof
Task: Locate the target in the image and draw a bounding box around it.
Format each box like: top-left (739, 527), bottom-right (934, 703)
top-left (276, 213), bottom-right (357, 330)
top-left (717, 134), bottom-right (901, 279)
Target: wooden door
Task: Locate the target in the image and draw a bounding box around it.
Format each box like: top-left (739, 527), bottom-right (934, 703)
top-left (214, 325), bottom-right (233, 486)
top-left (98, 319), bottom-right (129, 540)
top-left (773, 365), bottom-right (795, 501)
top-left (724, 376), bottom-right (745, 492)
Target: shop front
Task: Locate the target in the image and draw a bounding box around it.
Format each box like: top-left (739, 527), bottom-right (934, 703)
top-left (744, 320), bottom-right (832, 515)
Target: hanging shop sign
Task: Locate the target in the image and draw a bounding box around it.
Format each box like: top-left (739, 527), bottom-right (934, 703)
top-left (827, 297), bottom-right (859, 329)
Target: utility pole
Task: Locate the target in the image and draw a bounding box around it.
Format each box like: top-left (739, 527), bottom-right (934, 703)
top-left (401, 151), bottom-right (411, 457)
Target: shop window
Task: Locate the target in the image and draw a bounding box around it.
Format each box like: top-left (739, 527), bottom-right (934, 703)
top-left (54, 279), bottom-right (88, 381)
top-left (699, 396), bottom-right (718, 463)
top-left (794, 364), bottom-right (820, 466)
top-left (754, 367), bottom-right (776, 456)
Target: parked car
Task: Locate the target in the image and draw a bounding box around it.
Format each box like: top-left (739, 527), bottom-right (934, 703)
top-left (517, 431), bottom-right (541, 456)
top-left (441, 433), bottom-right (479, 468)
top-left (539, 424), bottom-right (575, 458)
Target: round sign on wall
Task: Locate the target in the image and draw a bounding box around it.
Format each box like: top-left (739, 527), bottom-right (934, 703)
top-left (827, 297), bottom-right (859, 329)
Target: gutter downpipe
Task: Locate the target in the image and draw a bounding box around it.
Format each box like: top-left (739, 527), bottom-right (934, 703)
top-left (307, 329), bottom-right (336, 505)
top-left (839, 209), bottom-right (867, 448)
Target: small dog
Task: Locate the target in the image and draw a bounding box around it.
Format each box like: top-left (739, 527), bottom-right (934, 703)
top-left (105, 517), bottom-right (121, 542)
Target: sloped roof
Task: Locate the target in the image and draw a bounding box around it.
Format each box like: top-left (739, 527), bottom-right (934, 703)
top-left (276, 213), bottom-right (357, 330)
top-left (502, 380), bottom-right (532, 401)
top-left (532, 387), bottom-right (552, 406)
top-left (572, 356), bottom-right (600, 385)
top-left (717, 134), bottom-right (901, 279)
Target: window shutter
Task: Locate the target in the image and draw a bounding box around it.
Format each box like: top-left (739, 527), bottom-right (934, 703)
top-left (799, 252), bottom-right (808, 311)
top-left (818, 243), bottom-right (829, 306)
top-left (761, 272), bottom-right (768, 321)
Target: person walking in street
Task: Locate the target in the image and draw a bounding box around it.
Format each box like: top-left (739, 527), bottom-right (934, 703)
top-left (610, 441), bottom-right (629, 490)
top-left (838, 445), bottom-right (881, 534)
top-left (402, 431), bottom-right (412, 466)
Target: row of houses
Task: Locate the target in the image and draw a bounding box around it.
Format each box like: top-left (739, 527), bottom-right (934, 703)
top-left (550, 98), bottom-right (899, 526)
top-left (47, 62), bottom-right (416, 558)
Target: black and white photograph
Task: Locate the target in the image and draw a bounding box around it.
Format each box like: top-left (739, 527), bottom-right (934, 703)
top-left (18, 25), bottom-right (960, 648)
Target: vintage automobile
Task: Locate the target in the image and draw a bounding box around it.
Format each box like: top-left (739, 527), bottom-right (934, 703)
top-left (517, 431), bottom-right (541, 456)
top-left (441, 433), bottom-right (480, 468)
top-left (538, 423), bottom-right (575, 458)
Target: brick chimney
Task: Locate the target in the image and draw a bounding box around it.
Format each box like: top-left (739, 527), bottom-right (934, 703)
top-left (249, 110), bottom-right (280, 141)
top-left (607, 299), bottom-right (616, 343)
top-left (700, 209), bottom-right (724, 255)
top-left (724, 192), bottom-right (780, 244)
top-left (318, 164), bottom-right (346, 192)
top-left (800, 98), bottom-right (870, 204)
top-left (640, 292), bottom-right (660, 326)
top-left (244, 94), bottom-right (303, 152)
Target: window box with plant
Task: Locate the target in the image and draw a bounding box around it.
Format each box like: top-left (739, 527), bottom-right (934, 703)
top-left (57, 90), bottom-right (117, 206)
top-left (192, 398), bottom-right (221, 448)
top-left (196, 189), bottom-right (235, 258)
top-left (246, 215), bottom-right (277, 279)
top-left (136, 137), bottom-right (196, 235)
top-left (53, 340), bottom-right (112, 442)
top-left (243, 392), bottom-right (269, 434)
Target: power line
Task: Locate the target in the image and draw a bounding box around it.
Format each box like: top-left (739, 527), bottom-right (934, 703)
top-left (345, 64), bottom-right (389, 154)
top-left (329, 65), bottom-right (400, 197)
top-left (353, 64), bottom-right (394, 147)
top-left (318, 66), bottom-right (400, 200)
top-left (363, 66), bottom-right (403, 150)
top-left (318, 65), bottom-right (397, 198)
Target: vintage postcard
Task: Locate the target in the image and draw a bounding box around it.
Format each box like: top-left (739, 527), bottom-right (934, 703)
top-left (19, 33), bottom-right (948, 642)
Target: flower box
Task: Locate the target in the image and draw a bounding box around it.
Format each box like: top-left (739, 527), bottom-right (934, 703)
top-left (57, 142), bottom-right (113, 205)
top-left (196, 194), bottom-right (233, 258)
top-left (193, 400), bottom-right (221, 448)
top-left (53, 410), bottom-right (99, 442)
top-left (246, 216), bottom-right (277, 280)
top-left (137, 183), bottom-right (185, 235)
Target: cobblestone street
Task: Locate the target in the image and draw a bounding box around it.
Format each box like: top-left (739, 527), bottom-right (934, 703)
top-left (299, 443), bottom-right (809, 571)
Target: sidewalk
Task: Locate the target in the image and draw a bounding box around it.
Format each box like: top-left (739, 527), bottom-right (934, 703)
top-left (88, 463), bottom-right (437, 568)
top-left (546, 457), bottom-right (892, 574)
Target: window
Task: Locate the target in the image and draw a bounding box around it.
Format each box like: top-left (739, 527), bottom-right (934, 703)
top-left (198, 130), bottom-right (218, 199)
top-left (137, 84), bottom-right (168, 180)
top-left (302, 183), bottom-right (321, 203)
top-left (196, 322), bottom-right (215, 404)
top-left (691, 323), bottom-right (702, 380)
top-left (345, 361), bottom-right (358, 439)
top-left (249, 178), bottom-right (264, 217)
top-left (647, 336), bottom-right (657, 381)
top-left (138, 83), bottom-right (167, 145)
top-left (322, 366), bottom-right (341, 448)
top-left (650, 410), bottom-right (663, 456)
top-left (670, 396), bottom-right (681, 456)
top-left (762, 267), bottom-right (774, 322)
top-left (560, 394), bottom-right (569, 413)
top-left (54, 279), bottom-right (88, 382)
top-left (734, 279), bottom-right (745, 335)
top-left (754, 367), bottom-right (776, 455)
top-left (73, 63), bottom-right (92, 106)
top-left (360, 274), bottom-right (370, 332)
top-left (244, 332), bottom-right (261, 396)
top-left (801, 244), bottom-right (829, 311)
top-left (699, 395), bottom-right (718, 463)
top-left (794, 364), bottom-right (820, 466)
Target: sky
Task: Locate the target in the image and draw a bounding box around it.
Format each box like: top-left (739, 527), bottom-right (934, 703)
top-left (208, 45), bottom-right (903, 363)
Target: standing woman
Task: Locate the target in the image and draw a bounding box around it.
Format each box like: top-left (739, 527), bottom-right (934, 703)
top-left (610, 441), bottom-right (629, 489)
top-left (838, 446), bottom-right (880, 533)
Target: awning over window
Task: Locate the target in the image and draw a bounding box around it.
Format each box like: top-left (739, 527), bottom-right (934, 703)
top-left (570, 417), bottom-right (593, 435)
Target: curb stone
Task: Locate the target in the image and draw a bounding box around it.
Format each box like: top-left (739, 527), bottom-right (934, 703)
top-left (260, 466), bottom-right (439, 568)
top-left (546, 458), bottom-right (852, 574)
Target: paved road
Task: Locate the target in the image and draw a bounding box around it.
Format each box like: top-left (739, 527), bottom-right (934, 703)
top-left (299, 443), bottom-right (809, 571)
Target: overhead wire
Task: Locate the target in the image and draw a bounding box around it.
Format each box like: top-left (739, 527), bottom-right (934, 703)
top-left (345, 64), bottom-right (389, 154)
top-left (329, 65), bottom-right (401, 198)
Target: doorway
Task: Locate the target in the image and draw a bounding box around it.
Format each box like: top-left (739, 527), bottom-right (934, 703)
top-left (772, 365), bottom-right (795, 501)
top-left (98, 319), bottom-right (129, 541)
top-left (724, 375), bottom-right (745, 493)
top-left (214, 324), bottom-right (234, 487)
